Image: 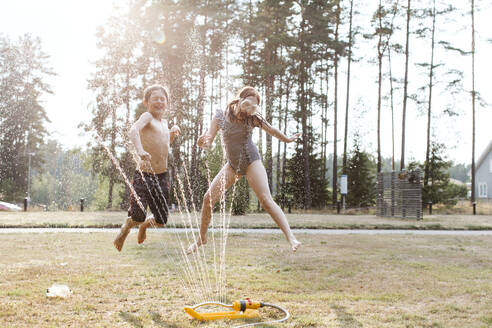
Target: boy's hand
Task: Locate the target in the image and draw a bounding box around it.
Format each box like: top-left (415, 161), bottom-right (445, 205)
top-left (138, 150), bottom-right (152, 162)
top-left (286, 132), bottom-right (301, 143)
top-left (197, 132), bottom-right (211, 149)
top-left (170, 125), bottom-right (181, 136)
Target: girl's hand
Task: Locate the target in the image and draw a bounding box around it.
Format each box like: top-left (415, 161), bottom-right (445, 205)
top-left (286, 132), bottom-right (301, 143)
top-left (197, 132), bottom-right (211, 149)
top-left (170, 125), bottom-right (181, 136)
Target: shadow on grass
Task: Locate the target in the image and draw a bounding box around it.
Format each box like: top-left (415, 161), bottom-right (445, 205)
top-left (119, 311), bottom-right (144, 328)
top-left (150, 311), bottom-right (181, 327)
top-left (118, 310), bottom-right (182, 328)
top-left (331, 304), bottom-right (362, 328)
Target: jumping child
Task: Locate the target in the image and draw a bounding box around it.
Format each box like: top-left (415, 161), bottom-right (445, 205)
top-left (187, 86), bottom-right (301, 254)
top-left (114, 85), bottom-right (180, 251)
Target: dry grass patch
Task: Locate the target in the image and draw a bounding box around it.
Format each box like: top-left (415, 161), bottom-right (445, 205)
top-left (0, 231), bottom-right (491, 327)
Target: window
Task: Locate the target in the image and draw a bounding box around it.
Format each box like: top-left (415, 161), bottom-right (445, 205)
top-left (479, 183), bottom-right (488, 198)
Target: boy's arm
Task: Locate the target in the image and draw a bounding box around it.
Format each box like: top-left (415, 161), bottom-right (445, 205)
top-left (197, 117), bottom-right (219, 149)
top-left (259, 120), bottom-right (301, 143)
top-left (129, 112), bottom-right (153, 160)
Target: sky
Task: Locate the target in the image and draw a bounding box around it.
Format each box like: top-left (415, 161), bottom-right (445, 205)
top-left (1, 0), bottom-right (491, 166)
top-left (0, 0), bottom-right (115, 148)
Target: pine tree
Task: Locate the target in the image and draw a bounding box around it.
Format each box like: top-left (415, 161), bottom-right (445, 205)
top-left (345, 138), bottom-right (377, 208)
top-left (0, 34), bottom-right (54, 201)
top-left (408, 142), bottom-right (465, 205)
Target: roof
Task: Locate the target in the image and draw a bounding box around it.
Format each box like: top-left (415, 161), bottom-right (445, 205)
top-left (476, 140), bottom-right (492, 172)
top-left (449, 178), bottom-right (465, 186)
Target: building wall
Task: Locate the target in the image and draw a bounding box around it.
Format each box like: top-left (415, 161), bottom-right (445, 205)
top-left (475, 151), bottom-right (492, 199)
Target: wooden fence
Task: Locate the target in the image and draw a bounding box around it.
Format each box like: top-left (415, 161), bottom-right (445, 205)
top-left (377, 170), bottom-right (422, 220)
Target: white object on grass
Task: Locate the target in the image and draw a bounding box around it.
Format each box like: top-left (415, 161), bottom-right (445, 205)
top-left (46, 284), bottom-right (72, 298)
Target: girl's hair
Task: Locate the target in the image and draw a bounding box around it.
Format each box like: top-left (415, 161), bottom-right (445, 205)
top-left (143, 84), bottom-right (170, 105)
top-left (225, 86), bottom-right (267, 127)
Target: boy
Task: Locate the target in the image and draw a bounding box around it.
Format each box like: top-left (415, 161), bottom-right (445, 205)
top-left (114, 85), bottom-right (180, 252)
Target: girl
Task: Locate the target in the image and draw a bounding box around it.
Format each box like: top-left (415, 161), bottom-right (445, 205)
top-left (187, 86), bottom-right (301, 254)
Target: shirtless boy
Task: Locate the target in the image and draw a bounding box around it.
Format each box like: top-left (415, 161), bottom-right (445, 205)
top-left (114, 85), bottom-right (180, 252)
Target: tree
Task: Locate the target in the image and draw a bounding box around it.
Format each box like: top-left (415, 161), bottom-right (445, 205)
top-left (345, 137), bottom-right (377, 208)
top-left (255, 0), bottom-right (295, 191)
top-left (413, 2), bottom-right (456, 199)
top-left (332, 0), bottom-right (341, 205)
top-left (370, 0), bottom-right (395, 173)
top-left (0, 34), bottom-right (54, 201)
top-left (284, 144), bottom-right (330, 208)
top-left (386, 1), bottom-right (401, 171)
top-left (409, 142), bottom-right (466, 205)
top-left (470, 0), bottom-right (476, 203)
top-left (400, 0), bottom-right (411, 170)
top-left (291, 0), bottom-right (339, 208)
top-left (342, 0), bottom-right (355, 174)
top-left (31, 141), bottom-right (98, 210)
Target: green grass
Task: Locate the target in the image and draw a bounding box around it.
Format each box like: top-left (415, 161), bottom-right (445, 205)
top-left (0, 231), bottom-right (491, 327)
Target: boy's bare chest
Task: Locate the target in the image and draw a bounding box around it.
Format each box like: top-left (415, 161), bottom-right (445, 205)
top-left (142, 119), bottom-right (169, 142)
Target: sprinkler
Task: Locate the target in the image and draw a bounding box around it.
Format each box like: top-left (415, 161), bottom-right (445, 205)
top-left (184, 298), bottom-right (290, 327)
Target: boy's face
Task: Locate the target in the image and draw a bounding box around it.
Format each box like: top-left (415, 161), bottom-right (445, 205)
top-left (147, 90), bottom-right (168, 115)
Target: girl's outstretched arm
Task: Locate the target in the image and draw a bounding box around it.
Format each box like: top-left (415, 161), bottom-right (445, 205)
top-left (259, 120), bottom-right (301, 143)
top-left (198, 116), bottom-right (220, 149)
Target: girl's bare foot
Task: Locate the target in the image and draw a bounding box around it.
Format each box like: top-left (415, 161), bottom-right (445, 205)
top-left (114, 218), bottom-right (136, 252)
top-left (186, 236), bottom-right (207, 254)
top-left (291, 239), bottom-right (301, 252)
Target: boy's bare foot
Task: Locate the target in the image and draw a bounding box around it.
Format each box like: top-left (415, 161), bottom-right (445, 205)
top-left (114, 218), bottom-right (136, 252)
top-left (291, 239), bottom-right (301, 252)
top-left (137, 222), bottom-right (148, 244)
top-left (186, 236), bottom-right (207, 255)
top-left (138, 217), bottom-right (163, 244)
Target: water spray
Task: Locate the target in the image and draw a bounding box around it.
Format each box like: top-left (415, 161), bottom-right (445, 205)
top-left (184, 298), bottom-right (289, 327)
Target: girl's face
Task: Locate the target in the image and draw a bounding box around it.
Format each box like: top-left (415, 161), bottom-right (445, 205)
top-left (239, 96), bottom-right (258, 116)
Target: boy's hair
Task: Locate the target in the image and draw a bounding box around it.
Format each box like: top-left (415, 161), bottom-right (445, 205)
top-left (143, 85), bottom-right (169, 105)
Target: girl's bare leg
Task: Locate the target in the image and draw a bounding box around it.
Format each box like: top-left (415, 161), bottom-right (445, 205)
top-left (246, 160), bottom-right (300, 252)
top-left (187, 163), bottom-right (237, 254)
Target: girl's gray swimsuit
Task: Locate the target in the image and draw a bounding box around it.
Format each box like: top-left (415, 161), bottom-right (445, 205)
top-left (215, 109), bottom-right (260, 175)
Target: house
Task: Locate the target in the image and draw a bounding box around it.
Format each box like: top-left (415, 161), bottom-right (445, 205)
top-left (475, 140), bottom-right (492, 200)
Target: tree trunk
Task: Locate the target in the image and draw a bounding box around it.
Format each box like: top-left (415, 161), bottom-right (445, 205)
top-left (276, 69), bottom-right (284, 196)
top-left (265, 49), bottom-right (274, 192)
top-left (332, 0), bottom-right (341, 206)
top-left (122, 70), bottom-right (132, 209)
top-left (324, 65), bottom-right (330, 174)
top-left (107, 107), bottom-right (117, 210)
top-left (377, 1), bottom-right (383, 173)
top-left (471, 0), bottom-right (476, 203)
top-left (400, 0), bottom-right (411, 170)
top-left (299, 17), bottom-right (312, 208)
top-left (281, 79), bottom-right (291, 197)
top-left (424, 0), bottom-right (436, 189)
top-left (343, 0), bottom-right (354, 174)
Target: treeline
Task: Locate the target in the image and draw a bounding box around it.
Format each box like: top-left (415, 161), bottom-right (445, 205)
top-left (0, 34), bottom-right (53, 202)
top-left (0, 0), bottom-right (486, 210)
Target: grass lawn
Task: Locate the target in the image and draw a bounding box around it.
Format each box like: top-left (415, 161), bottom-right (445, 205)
top-left (1, 231), bottom-right (491, 327)
top-left (1, 211), bottom-right (492, 230)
